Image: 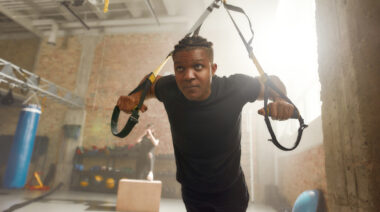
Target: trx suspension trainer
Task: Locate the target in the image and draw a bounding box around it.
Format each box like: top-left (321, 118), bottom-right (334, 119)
top-left (111, 0), bottom-right (308, 151)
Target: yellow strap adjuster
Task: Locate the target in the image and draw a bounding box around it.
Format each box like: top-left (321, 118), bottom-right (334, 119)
top-left (104, 0), bottom-right (109, 13)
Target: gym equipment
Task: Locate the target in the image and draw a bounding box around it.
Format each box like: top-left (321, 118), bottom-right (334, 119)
top-left (43, 163), bottom-right (56, 186)
top-left (3, 104), bottom-right (41, 188)
top-left (110, 0), bottom-right (308, 151)
top-left (1, 89), bottom-right (14, 105)
top-left (116, 179), bottom-right (162, 212)
top-left (0, 58), bottom-right (84, 108)
top-left (105, 177), bottom-right (115, 189)
top-left (25, 172), bottom-right (50, 191)
top-left (3, 183), bottom-right (63, 212)
top-left (94, 175), bottom-right (104, 184)
top-left (104, 0), bottom-right (109, 13)
top-left (80, 177), bottom-right (89, 187)
top-left (292, 190), bottom-right (322, 212)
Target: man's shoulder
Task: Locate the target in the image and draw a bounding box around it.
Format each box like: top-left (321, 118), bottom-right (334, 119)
top-left (213, 74), bottom-right (256, 86)
top-left (157, 74), bottom-right (176, 85)
top-left (213, 74), bottom-right (261, 102)
top-left (155, 74), bottom-right (178, 102)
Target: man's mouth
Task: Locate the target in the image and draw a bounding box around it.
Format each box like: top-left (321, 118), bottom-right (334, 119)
top-left (183, 85), bottom-right (200, 89)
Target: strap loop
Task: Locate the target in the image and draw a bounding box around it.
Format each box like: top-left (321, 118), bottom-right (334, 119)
top-left (223, 2), bottom-right (308, 151)
top-left (111, 74), bottom-right (152, 138)
top-left (263, 79), bottom-right (307, 151)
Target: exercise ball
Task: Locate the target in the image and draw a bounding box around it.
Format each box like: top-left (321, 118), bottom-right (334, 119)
top-left (292, 190), bottom-right (320, 212)
top-left (80, 178), bottom-right (89, 187)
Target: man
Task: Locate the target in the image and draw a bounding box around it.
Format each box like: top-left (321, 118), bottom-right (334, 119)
top-left (117, 36), bottom-right (294, 212)
top-left (134, 124), bottom-right (159, 181)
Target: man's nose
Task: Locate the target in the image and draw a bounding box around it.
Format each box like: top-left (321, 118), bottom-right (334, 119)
top-left (184, 69), bottom-right (196, 80)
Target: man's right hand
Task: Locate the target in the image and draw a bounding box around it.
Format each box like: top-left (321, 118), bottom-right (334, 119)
top-left (117, 94), bottom-right (148, 114)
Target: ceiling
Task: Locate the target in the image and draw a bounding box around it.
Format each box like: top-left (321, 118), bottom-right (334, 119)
top-left (0, 0), bottom-right (207, 38)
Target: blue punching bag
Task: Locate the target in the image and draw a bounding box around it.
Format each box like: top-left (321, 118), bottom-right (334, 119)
top-left (3, 104), bottom-right (41, 188)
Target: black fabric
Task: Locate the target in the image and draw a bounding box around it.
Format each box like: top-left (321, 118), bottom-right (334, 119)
top-left (155, 74), bottom-right (260, 193)
top-left (181, 170), bottom-right (250, 212)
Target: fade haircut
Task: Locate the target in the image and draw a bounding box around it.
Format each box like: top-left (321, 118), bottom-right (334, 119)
top-left (173, 36), bottom-right (214, 62)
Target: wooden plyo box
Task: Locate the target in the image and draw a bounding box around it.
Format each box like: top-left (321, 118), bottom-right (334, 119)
top-left (116, 179), bottom-right (162, 212)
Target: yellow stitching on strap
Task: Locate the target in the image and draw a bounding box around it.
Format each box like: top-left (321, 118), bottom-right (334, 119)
top-left (148, 73), bottom-right (156, 83)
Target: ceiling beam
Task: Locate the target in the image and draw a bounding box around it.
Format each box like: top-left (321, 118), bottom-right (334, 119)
top-left (86, 2), bottom-right (107, 19)
top-left (124, 0), bottom-right (143, 18)
top-left (20, 0), bottom-right (41, 15)
top-left (33, 16), bottom-right (188, 29)
top-left (162, 0), bottom-right (178, 16)
top-left (144, 0), bottom-right (160, 25)
top-left (0, 4), bottom-right (43, 37)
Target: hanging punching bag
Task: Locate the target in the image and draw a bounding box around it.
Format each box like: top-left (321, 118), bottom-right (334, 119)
top-left (3, 104), bottom-right (41, 188)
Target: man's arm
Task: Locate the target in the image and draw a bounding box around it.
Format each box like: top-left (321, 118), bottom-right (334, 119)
top-left (117, 75), bottom-right (162, 114)
top-left (146, 129), bottom-right (159, 146)
top-left (256, 75), bottom-right (295, 121)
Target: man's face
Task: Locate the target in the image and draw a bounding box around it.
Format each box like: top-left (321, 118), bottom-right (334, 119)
top-left (173, 48), bottom-right (217, 101)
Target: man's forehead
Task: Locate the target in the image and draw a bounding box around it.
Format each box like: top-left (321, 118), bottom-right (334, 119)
top-left (173, 48), bottom-right (210, 61)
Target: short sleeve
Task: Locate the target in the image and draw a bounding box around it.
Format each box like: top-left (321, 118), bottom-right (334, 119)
top-left (229, 74), bottom-right (261, 103)
top-left (154, 75), bottom-right (176, 102)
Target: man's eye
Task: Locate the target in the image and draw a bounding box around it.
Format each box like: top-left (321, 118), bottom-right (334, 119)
top-left (175, 66), bottom-right (184, 72)
top-left (194, 64), bottom-right (203, 70)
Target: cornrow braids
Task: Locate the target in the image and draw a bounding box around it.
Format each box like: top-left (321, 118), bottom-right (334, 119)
top-left (173, 36), bottom-right (214, 62)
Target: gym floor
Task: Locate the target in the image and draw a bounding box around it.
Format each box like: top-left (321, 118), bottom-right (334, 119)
top-left (0, 190), bottom-right (276, 212)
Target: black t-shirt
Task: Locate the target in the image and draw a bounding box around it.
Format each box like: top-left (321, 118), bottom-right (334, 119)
top-left (155, 74), bottom-right (261, 193)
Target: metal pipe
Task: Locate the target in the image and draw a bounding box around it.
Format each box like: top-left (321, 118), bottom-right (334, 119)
top-left (0, 72), bottom-right (83, 108)
top-left (0, 59), bottom-right (84, 108)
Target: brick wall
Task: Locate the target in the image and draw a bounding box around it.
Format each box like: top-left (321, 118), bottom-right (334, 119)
top-left (0, 37), bottom-right (40, 71)
top-left (30, 33), bottom-right (183, 195)
top-left (278, 145), bottom-right (327, 205)
top-left (31, 36), bottom-right (81, 178)
top-left (83, 33), bottom-right (180, 153)
top-left (271, 116), bottom-right (327, 210)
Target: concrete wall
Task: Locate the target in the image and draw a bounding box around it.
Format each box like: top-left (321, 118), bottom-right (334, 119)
top-left (315, 0), bottom-right (380, 211)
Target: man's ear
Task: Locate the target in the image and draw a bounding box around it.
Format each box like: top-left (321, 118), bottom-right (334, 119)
top-left (211, 63), bottom-right (217, 76)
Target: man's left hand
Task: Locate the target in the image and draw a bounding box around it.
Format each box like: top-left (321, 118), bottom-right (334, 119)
top-left (258, 99), bottom-right (295, 120)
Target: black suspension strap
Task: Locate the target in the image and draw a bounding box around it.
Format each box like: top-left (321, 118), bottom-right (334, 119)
top-left (111, 0), bottom-right (222, 138)
top-left (185, 0), bottom-right (221, 37)
top-left (223, 1), bottom-right (308, 151)
top-left (111, 54), bottom-right (171, 138)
